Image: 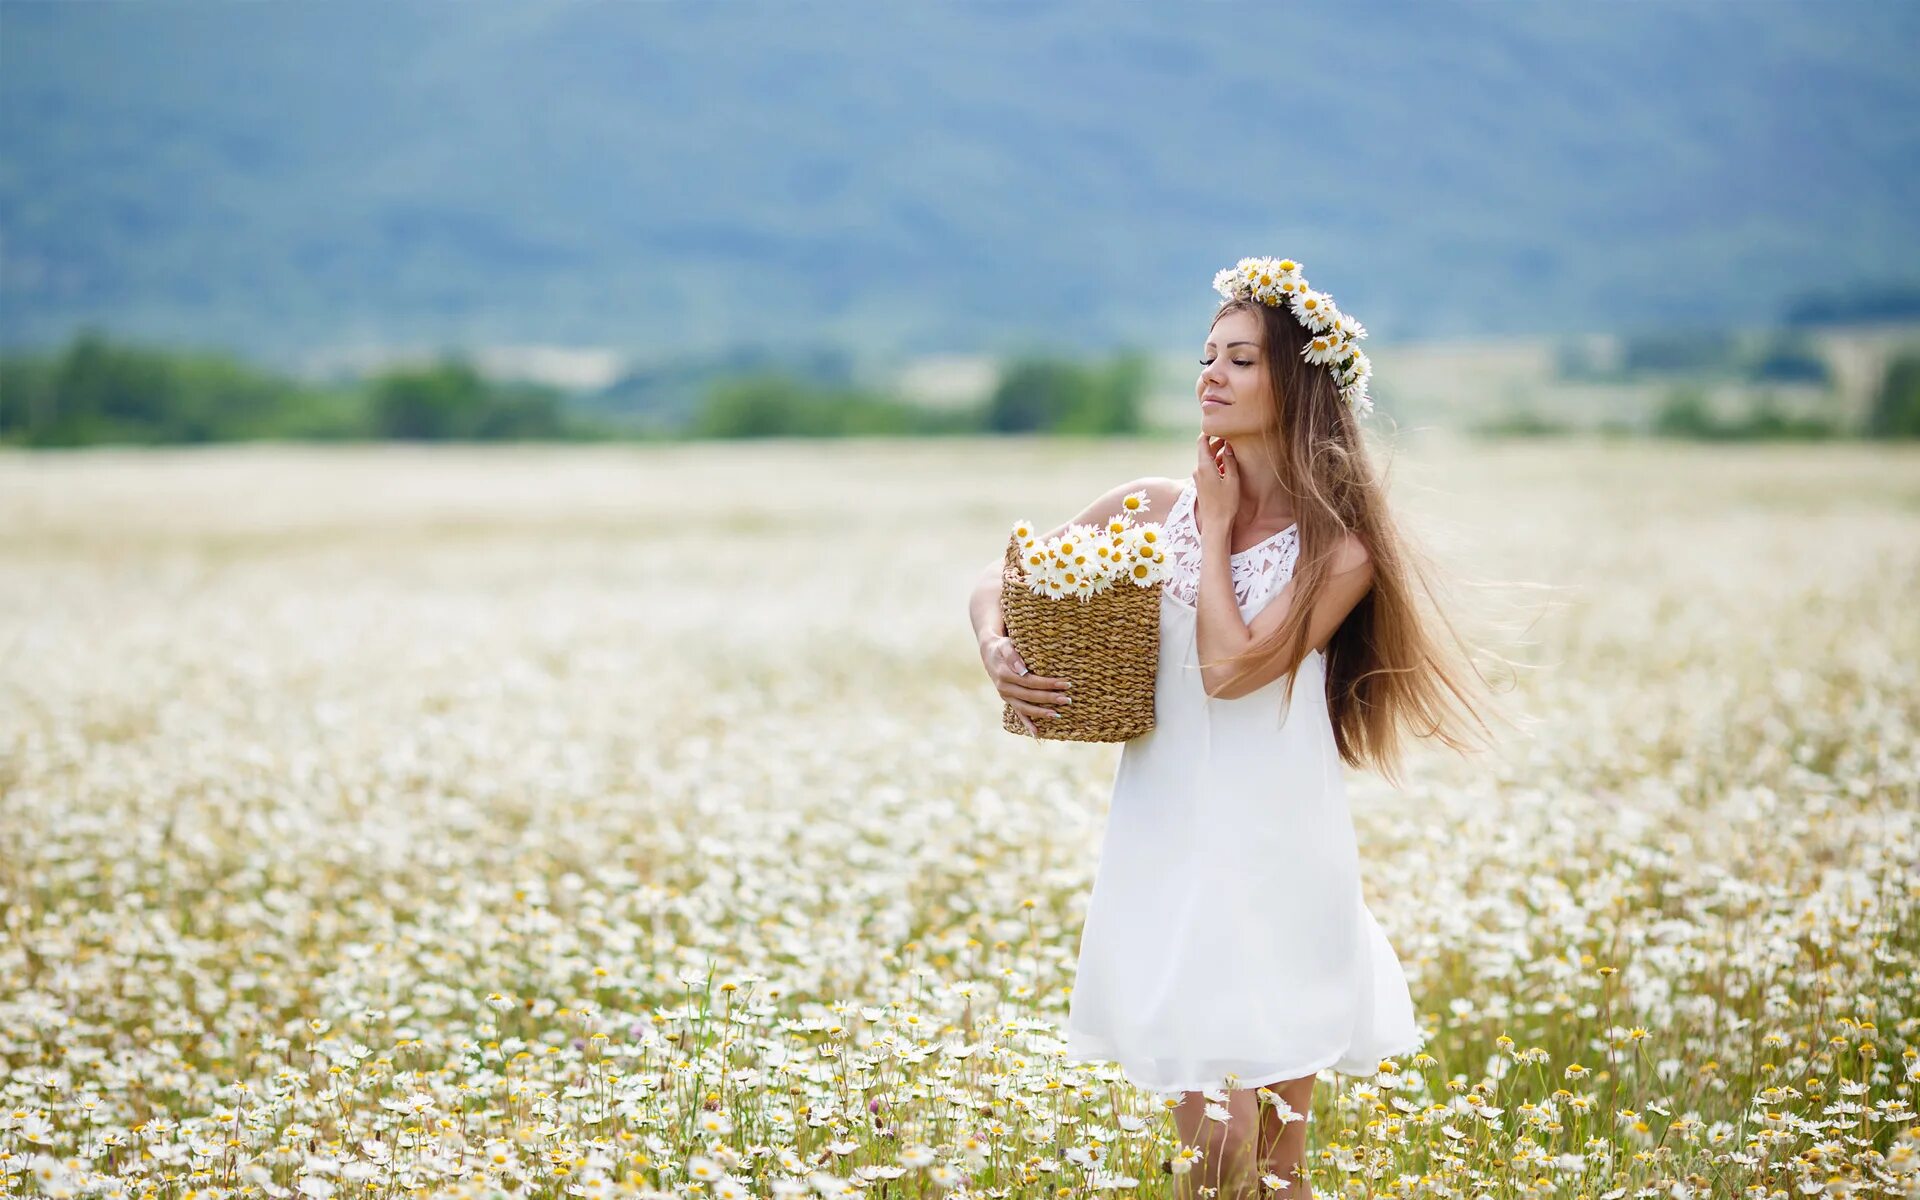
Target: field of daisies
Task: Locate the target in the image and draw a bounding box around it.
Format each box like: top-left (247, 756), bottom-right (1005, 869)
top-left (2, 436), bottom-right (1916, 1200)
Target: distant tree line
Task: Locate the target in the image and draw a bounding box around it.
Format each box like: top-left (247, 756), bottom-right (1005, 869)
top-left (1639, 347), bottom-right (1920, 440)
top-left (0, 330), bottom-right (1153, 447)
top-left (1647, 388), bottom-right (1843, 441)
top-left (0, 330), bottom-right (588, 447)
top-left (684, 354), bottom-right (1149, 438)
top-left (1475, 348), bottom-right (1920, 441)
top-left (689, 373), bottom-right (969, 438)
top-left (5, 329), bottom-right (1915, 448)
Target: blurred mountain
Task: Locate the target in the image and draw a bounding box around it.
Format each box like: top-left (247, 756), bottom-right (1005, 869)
top-left (2, 1), bottom-right (1917, 370)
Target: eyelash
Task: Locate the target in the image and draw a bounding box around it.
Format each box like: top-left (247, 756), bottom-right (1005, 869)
top-left (1199, 358), bottom-right (1253, 367)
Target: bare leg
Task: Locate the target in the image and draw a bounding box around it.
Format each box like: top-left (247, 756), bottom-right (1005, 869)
top-left (1171, 1087), bottom-right (1267, 1200)
top-left (1171, 1089), bottom-right (1234, 1199)
top-left (1252, 1074), bottom-right (1318, 1197)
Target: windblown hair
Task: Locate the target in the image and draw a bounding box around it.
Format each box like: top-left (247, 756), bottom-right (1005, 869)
top-left (1203, 297), bottom-right (1512, 785)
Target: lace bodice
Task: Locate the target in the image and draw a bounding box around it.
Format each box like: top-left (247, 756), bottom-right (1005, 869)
top-left (1163, 479), bottom-right (1301, 611)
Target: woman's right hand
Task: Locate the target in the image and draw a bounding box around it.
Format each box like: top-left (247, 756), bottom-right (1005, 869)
top-left (980, 634), bottom-right (1073, 737)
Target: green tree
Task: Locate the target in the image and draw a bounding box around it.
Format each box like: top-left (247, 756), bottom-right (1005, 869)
top-left (1865, 351), bottom-right (1920, 439)
top-left (1060, 353), bottom-right (1147, 435)
top-left (370, 360), bottom-right (490, 439)
top-left (0, 352), bottom-right (59, 442)
top-left (692, 373), bottom-right (804, 438)
top-left (0, 330), bottom-right (374, 446)
top-left (43, 329), bottom-right (181, 443)
top-left (985, 358), bottom-right (1085, 433)
top-left (984, 354), bottom-right (1142, 435)
top-left (472, 382), bottom-right (567, 439)
top-left (1652, 386), bottom-right (1722, 438)
top-left (691, 372), bottom-right (953, 439)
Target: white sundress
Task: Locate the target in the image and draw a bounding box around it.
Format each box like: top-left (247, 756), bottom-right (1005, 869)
top-left (1061, 478), bottom-right (1423, 1094)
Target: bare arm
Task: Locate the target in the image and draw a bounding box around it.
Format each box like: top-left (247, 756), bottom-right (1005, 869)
top-left (1192, 517), bottom-right (1251, 689)
top-left (968, 561), bottom-right (1009, 656)
top-left (1199, 532), bottom-right (1375, 700)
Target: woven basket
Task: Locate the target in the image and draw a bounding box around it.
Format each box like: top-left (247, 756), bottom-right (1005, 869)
top-left (999, 531), bottom-right (1161, 742)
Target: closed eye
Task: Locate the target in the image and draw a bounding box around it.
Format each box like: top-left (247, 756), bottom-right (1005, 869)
top-left (1198, 358), bottom-right (1253, 367)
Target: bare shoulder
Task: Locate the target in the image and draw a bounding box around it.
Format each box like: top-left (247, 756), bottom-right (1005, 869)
top-left (1039, 475), bottom-right (1189, 543)
top-left (1139, 475), bottom-right (1188, 519)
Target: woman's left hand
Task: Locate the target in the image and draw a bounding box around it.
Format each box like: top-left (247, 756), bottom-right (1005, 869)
top-left (1193, 434), bottom-right (1240, 542)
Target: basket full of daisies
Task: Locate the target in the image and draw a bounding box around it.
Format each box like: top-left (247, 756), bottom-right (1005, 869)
top-left (999, 490), bottom-right (1173, 743)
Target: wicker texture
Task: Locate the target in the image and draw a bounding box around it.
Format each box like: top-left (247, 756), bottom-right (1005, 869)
top-left (999, 531), bottom-right (1162, 742)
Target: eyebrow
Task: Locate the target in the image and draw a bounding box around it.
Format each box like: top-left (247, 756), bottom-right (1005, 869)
top-left (1205, 341), bottom-right (1259, 350)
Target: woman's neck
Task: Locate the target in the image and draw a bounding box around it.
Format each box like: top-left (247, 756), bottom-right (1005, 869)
top-left (1224, 442), bottom-right (1297, 526)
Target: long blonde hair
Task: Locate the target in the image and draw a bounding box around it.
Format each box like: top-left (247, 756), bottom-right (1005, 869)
top-left (1203, 296), bottom-right (1516, 785)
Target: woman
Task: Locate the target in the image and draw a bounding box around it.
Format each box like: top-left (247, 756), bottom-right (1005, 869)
top-left (966, 257), bottom-right (1502, 1198)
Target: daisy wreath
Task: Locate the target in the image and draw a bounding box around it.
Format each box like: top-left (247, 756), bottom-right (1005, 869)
top-left (1211, 256), bottom-right (1375, 416)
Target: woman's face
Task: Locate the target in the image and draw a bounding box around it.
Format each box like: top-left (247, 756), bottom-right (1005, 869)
top-left (1196, 307), bottom-right (1273, 437)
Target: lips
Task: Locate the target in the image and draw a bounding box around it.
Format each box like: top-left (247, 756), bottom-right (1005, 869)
top-left (1201, 393), bottom-right (1231, 406)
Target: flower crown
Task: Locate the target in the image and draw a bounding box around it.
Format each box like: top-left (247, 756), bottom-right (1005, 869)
top-left (1211, 256), bottom-right (1374, 416)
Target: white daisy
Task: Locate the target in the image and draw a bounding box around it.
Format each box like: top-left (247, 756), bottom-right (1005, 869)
top-left (1057, 534), bottom-right (1095, 576)
top-left (1302, 332), bottom-right (1344, 366)
top-left (1290, 289), bottom-right (1337, 332)
top-left (1245, 258), bottom-right (1288, 302)
top-left (1340, 348), bottom-right (1372, 389)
